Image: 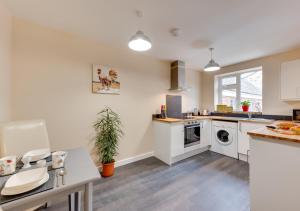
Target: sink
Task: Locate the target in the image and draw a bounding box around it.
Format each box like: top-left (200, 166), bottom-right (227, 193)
top-left (243, 118), bottom-right (274, 123)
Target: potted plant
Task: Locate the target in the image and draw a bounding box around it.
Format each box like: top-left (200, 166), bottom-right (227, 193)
top-left (94, 107), bottom-right (123, 177)
top-left (241, 100), bottom-right (251, 112)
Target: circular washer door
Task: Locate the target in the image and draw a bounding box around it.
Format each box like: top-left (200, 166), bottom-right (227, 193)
top-left (216, 129), bottom-right (232, 145)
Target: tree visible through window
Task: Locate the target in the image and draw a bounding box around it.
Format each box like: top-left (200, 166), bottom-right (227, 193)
top-left (215, 67), bottom-right (262, 112)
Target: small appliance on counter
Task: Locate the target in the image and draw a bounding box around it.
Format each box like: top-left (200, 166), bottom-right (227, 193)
top-left (193, 108), bottom-right (199, 116)
top-left (202, 109), bottom-right (209, 116)
top-left (160, 105), bottom-right (167, 119)
top-left (293, 109), bottom-right (300, 122)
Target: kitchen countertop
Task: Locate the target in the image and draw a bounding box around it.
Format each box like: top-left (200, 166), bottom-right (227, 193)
top-left (248, 126), bottom-right (300, 144)
top-left (152, 118), bottom-right (183, 123)
top-left (153, 116), bottom-right (275, 124)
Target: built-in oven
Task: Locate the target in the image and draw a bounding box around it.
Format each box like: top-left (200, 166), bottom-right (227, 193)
top-left (184, 120), bottom-right (201, 148)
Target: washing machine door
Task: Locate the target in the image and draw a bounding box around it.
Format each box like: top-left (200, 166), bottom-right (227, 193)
top-left (216, 129), bottom-right (232, 145)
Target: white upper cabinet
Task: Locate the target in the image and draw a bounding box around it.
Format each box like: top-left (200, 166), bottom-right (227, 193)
top-left (281, 59), bottom-right (300, 101)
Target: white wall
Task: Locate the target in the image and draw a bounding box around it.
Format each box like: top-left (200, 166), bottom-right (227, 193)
top-left (202, 48), bottom-right (300, 115)
top-left (11, 19), bottom-right (201, 162)
top-left (0, 3), bottom-right (12, 121)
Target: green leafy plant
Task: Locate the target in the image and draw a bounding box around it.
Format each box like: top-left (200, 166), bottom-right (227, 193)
top-left (94, 107), bottom-right (123, 164)
top-left (240, 100), bottom-right (251, 106)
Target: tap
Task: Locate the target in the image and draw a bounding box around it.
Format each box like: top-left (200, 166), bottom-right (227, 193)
top-left (248, 113), bottom-right (252, 120)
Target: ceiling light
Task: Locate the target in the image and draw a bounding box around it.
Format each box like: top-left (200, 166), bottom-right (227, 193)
top-left (128, 10), bottom-right (152, 52)
top-left (204, 48), bottom-right (220, 72)
top-left (128, 30), bottom-right (152, 51)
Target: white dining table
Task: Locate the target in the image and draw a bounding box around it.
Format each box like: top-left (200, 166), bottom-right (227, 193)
top-left (1, 148), bottom-right (101, 211)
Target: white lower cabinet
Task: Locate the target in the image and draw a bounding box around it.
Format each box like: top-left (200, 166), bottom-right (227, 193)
top-left (153, 120), bottom-right (209, 165)
top-left (154, 119), bottom-right (270, 164)
top-left (200, 120), bottom-right (211, 147)
top-left (153, 122), bottom-right (184, 165)
top-left (238, 122), bottom-right (268, 155)
top-left (170, 124), bottom-right (185, 157)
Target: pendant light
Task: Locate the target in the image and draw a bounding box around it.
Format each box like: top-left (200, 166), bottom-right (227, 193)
top-left (128, 30), bottom-right (152, 51)
top-left (128, 10), bottom-right (152, 52)
top-left (204, 48), bottom-right (220, 71)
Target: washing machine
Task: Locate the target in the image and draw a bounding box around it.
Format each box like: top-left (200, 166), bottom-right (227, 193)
top-left (211, 120), bottom-right (238, 159)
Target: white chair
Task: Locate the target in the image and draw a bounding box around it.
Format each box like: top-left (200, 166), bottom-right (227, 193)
top-left (0, 119), bottom-right (50, 157)
top-left (0, 120), bottom-right (51, 210)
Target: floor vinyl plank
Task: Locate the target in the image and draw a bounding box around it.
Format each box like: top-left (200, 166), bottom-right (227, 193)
top-left (42, 151), bottom-right (249, 211)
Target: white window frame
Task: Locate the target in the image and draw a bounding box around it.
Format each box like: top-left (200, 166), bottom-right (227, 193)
top-left (214, 66), bottom-right (263, 111)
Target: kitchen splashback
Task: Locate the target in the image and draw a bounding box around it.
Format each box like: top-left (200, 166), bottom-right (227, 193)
top-left (166, 95), bottom-right (182, 118)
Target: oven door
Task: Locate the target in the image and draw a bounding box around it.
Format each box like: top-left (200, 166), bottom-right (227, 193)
top-left (184, 124), bottom-right (200, 148)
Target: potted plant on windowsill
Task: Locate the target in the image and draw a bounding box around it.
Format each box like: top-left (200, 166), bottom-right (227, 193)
top-left (94, 107), bottom-right (123, 177)
top-left (241, 100), bottom-right (251, 112)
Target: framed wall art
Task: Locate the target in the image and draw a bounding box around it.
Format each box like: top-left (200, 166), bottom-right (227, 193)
top-left (92, 64), bottom-right (120, 94)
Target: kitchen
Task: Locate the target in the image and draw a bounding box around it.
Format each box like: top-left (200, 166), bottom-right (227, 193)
top-left (153, 58), bottom-right (300, 211)
top-left (1, 1), bottom-right (300, 211)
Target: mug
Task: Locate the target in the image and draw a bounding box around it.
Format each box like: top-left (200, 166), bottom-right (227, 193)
top-left (0, 156), bottom-right (16, 176)
top-left (52, 151), bottom-right (67, 169)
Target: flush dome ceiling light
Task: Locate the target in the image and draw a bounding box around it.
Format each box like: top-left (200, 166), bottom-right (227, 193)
top-left (204, 48), bottom-right (220, 72)
top-left (128, 30), bottom-right (152, 51)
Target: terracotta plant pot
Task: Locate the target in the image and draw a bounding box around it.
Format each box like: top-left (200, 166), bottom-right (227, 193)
top-left (242, 105), bottom-right (249, 112)
top-left (101, 161), bottom-right (115, 177)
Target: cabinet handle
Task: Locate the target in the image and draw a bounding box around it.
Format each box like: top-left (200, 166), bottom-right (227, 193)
top-left (239, 122), bottom-right (241, 132)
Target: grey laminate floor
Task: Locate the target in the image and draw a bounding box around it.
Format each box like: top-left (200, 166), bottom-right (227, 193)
top-left (45, 151), bottom-right (250, 211)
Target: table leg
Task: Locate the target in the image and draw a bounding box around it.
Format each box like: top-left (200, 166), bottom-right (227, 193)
top-left (68, 194), bottom-right (74, 211)
top-left (84, 182), bottom-right (93, 211)
top-left (75, 192), bottom-right (81, 211)
top-left (69, 192), bottom-right (81, 211)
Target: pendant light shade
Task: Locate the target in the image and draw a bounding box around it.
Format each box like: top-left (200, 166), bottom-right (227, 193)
top-left (204, 48), bottom-right (220, 72)
top-left (128, 30), bottom-right (152, 52)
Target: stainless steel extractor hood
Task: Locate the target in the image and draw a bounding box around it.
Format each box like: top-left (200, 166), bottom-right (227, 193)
top-left (169, 60), bottom-right (187, 91)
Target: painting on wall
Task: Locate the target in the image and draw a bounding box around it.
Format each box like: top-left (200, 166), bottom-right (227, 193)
top-left (92, 64), bottom-right (120, 94)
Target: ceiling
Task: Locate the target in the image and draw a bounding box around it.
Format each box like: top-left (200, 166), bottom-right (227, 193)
top-left (2, 0), bottom-right (300, 70)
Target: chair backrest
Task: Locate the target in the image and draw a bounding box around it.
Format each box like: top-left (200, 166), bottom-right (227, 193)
top-left (0, 120), bottom-right (50, 157)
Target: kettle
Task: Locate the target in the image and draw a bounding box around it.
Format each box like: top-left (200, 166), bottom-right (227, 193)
top-left (202, 109), bottom-right (209, 116)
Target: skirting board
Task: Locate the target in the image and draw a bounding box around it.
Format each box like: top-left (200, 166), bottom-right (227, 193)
top-left (238, 153), bottom-right (249, 163)
top-left (115, 151), bottom-right (154, 168)
top-left (172, 146), bottom-right (209, 164)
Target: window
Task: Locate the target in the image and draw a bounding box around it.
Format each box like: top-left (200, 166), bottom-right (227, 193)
top-left (214, 67), bottom-right (262, 112)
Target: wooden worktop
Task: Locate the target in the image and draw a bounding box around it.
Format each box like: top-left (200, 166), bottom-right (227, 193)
top-left (152, 118), bottom-right (183, 123)
top-left (248, 127), bottom-right (300, 144)
top-left (153, 116), bottom-right (274, 124)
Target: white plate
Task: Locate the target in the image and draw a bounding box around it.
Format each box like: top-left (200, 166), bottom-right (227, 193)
top-left (3, 168), bottom-right (47, 192)
top-left (23, 148), bottom-right (50, 162)
top-left (1, 172), bottom-right (49, 196)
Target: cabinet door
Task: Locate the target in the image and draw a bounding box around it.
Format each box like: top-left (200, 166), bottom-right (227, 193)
top-left (238, 122), bottom-right (267, 154)
top-left (170, 124), bottom-right (184, 157)
top-left (281, 60), bottom-right (300, 100)
top-left (201, 120), bottom-right (211, 147)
